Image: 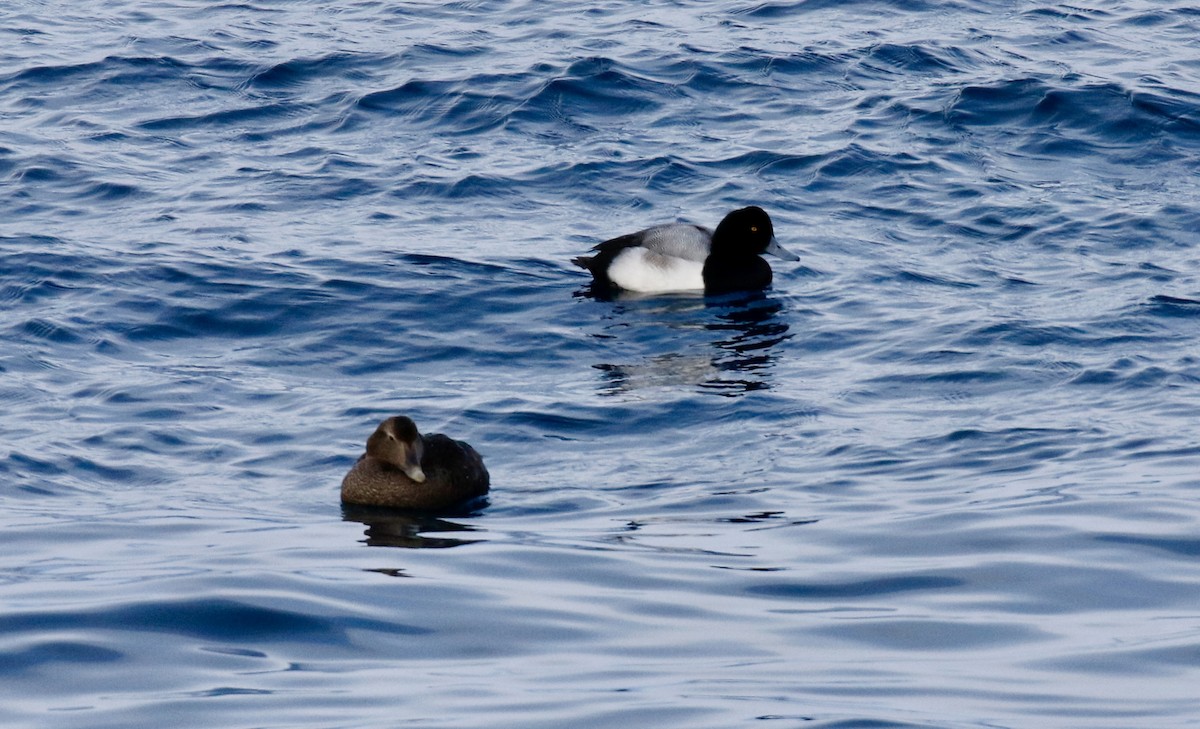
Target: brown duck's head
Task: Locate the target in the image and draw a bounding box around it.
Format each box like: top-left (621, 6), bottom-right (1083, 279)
top-left (365, 416), bottom-right (426, 483)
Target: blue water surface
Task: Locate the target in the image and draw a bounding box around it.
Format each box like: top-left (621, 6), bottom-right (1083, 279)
top-left (3, 1), bottom-right (1200, 727)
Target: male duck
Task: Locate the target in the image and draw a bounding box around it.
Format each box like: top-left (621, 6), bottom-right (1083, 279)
top-left (341, 416), bottom-right (489, 512)
top-left (573, 206), bottom-right (798, 295)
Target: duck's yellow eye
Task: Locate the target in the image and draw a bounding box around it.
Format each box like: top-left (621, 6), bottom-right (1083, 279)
top-left (750, 226), bottom-right (758, 232)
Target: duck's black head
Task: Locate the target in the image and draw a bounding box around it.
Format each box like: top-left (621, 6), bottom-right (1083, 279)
top-left (711, 206), bottom-right (776, 257)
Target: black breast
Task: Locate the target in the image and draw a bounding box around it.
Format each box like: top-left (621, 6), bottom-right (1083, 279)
top-left (702, 255), bottom-right (772, 294)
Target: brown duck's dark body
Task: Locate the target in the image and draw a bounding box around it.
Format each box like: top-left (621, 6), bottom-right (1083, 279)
top-left (341, 430), bottom-right (489, 512)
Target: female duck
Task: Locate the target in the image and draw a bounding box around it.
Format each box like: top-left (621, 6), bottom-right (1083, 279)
top-left (341, 416), bottom-right (489, 511)
top-left (573, 206), bottom-right (798, 295)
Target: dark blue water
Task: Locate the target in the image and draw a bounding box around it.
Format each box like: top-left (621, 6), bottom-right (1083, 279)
top-left (3, 1), bottom-right (1200, 727)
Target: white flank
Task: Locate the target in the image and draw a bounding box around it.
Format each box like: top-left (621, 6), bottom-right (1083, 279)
top-left (607, 247), bottom-right (705, 293)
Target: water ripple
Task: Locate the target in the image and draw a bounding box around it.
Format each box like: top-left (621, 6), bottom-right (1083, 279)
top-left (3, 1), bottom-right (1200, 728)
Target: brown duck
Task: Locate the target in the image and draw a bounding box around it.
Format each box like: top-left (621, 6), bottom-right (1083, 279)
top-left (341, 416), bottom-right (489, 511)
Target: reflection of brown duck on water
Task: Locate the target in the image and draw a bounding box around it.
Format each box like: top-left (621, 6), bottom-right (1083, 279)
top-left (341, 416), bottom-right (489, 512)
top-left (341, 503), bottom-right (484, 550)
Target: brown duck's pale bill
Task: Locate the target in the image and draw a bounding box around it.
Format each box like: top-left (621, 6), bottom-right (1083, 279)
top-left (404, 445), bottom-right (426, 483)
